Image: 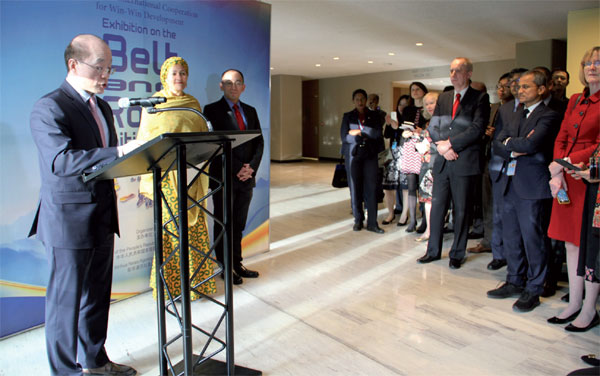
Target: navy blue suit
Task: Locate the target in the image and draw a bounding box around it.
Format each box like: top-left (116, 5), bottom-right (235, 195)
top-left (29, 80), bottom-right (120, 375)
top-left (493, 102), bottom-right (560, 294)
top-left (426, 87), bottom-right (490, 260)
top-left (340, 109), bottom-right (382, 227)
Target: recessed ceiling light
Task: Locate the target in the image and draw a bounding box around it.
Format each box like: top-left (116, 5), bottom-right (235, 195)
top-left (416, 42), bottom-right (423, 46)
top-left (367, 60), bottom-right (374, 64)
top-left (388, 52), bottom-right (395, 56)
top-left (333, 57), bottom-right (340, 60)
top-left (315, 63), bottom-right (321, 67)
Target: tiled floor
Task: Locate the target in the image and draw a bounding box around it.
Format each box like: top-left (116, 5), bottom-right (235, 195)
top-left (1, 160), bottom-right (598, 375)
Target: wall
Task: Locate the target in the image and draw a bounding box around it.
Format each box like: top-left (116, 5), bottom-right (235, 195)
top-left (515, 39), bottom-right (566, 72)
top-left (270, 75), bottom-right (303, 161)
top-left (318, 59), bottom-right (515, 159)
top-left (567, 8), bottom-right (600, 96)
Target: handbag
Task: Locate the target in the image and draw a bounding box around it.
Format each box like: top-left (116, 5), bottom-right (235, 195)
top-left (377, 148), bottom-right (393, 167)
top-left (332, 157), bottom-right (348, 188)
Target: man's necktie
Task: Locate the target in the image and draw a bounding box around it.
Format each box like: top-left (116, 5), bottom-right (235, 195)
top-left (522, 108), bottom-right (529, 118)
top-left (89, 95), bottom-right (107, 147)
top-left (233, 104), bottom-right (245, 131)
top-left (452, 93), bottom-right (461, 119)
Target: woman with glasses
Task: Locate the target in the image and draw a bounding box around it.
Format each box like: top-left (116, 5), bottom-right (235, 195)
top-left (137, 56), bottom-right (216, 301)
top-left (547, 46), bottom-right (600, 332)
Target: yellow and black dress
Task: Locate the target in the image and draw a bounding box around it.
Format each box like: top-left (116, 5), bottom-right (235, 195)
top-left (138, 88), bottom-right (216, 301)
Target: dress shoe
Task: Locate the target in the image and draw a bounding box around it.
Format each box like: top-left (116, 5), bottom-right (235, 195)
top-left (487, 259), bottom-right (507, 270)
top-left (449, 258), bottom-right (463, 269)
top-left (382, 215), bottom-right (395, 225)
top-left (582, 355), bottom-right (600, 367)
top-left (467, 231), bottom-right (484, 239)
top-left (83, 361), bottom-right (137, 375)
top-left (221, 272), bottom-right (243, 285)
top-left (487, 282), bottom-right (524, 299)
top-left (541, 284), bottom-right (556, 298)
top-left (565, 313), bottom-right (600, 332)
top-left (397, 218), bottom-right (408, 227)
top-left (353, 222), bottom-right (363, 231)
top-left (443, 226), bottom-right (453, 233)
top-left (405, 224), bottom-right (416, 233)
top-left (467, 244), bottom-right (491, 253)
top-left (417, 254), bottom-right (440, 264)
top-left (561, 293), bottom-right (570, 302)
top-left (547, 309), bottom-right (581, 324)
top-left (416, 221), bottom-right (427, 234)
top-left (235, 264), bottom-right (259, 278)
top-left (366, 225), bottom-right (385, 234)
top-left (513, 290), bottom-right (540, 312)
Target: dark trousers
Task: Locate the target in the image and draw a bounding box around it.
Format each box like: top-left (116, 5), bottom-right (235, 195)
top-left (213, 185), bottom-right (253, 269)
top-left (502, 182), bottom-right (548, 294)
top-left (349, 154), bottom-right (378, 227)
top-left (45, 235), bottom-right (114, 375)
top-left (490, 176), bottom-right (505, 261)
top-left (480, 165), bottom-right (493, 248)
top-left (426, 168), bottom-right (475, 260)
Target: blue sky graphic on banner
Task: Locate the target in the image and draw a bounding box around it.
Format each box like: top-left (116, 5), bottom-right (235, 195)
top-left (0, 0), bottom-right (271, 338)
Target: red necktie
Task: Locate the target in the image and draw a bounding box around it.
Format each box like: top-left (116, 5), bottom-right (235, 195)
top-left (452, 93), bottom-right (461, 119)
top-left (89, 95), bottom-right (107, 147)
top-left (233, 104), bottom-right (245, 131)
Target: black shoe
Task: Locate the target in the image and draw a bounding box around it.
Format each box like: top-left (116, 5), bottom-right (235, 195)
top-left (394, 208), bottom-right (402, 215)
top-left (366, 225), bottom-right (385, 234)
top-left (397, 219), bottom-right (408, 227)
top-left (468, 231), bottom-right (484, 239)
top-left (487, 259), bottom-right (507, 270)
top-left (417, 254), bottom-right (440, 264)
top-left (443, 226), bottom-right (453, 233)
top-left (541, 284), bottom-right (556, 298)
top-left (416, 221), bottom-right (427, 234)
top-left (582, 355), bottom-right (600, 367)
top-left (449, 258), bottom-right (463, 269)
top-left (235, 264), bottom-right (259, 278)
top-left (547, 309), bottom-right (581, 324)
top-left (561, 293), bottom-right (570, 302)
top-left (405, 224), bottom-right (416, 233)
top-left (382, 215), bottom-right (395, 225)
top-left (83, 361), bottom-right (137, 375)
top-left (565, 313), bottom-right (600, 332)
top-left (221, 272), bottom-right (243, 285)
top-left (487, 282), bottom-right (524, 299)
top-left (513, 290), bottom-right (540, 312)
top-left (353, 223), bottom-right (363, 231)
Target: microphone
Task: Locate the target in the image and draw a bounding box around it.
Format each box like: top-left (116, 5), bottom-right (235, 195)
top-left (118, 97), bottom-right (167, 108)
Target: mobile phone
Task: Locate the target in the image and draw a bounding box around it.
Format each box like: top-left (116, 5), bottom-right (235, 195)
top-left (554, 159), bottom-right (581, 171)
top-left (557, 188), bottom-right (570, 205)
top-left (390, 112), bottom-right (397, 122)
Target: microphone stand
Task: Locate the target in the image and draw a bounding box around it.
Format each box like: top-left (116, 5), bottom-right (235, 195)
top-left (146, 106), bottom-right (214, 132)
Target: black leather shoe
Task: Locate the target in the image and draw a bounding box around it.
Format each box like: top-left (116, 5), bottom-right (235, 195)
top-left (513, 290), bottom-right (540, 312)
top-left (366, 225), bottom-right (385, 234)
top-left (565, 313), bottom-right (600, 332)
top-left (487, 259), bottom-right (507, 270)
top-left (397, 219), bottom-right (408, 227)
top-left (221, 272), bottom-right (243, 285)
top-left (405, 225), bottom-right (416, 233)
top-left (487, 282), bottom-right (524, 299)
top-left (353, 222), bottom-right (363, 231)
top-left (468, 231), bottom-right (483, 239)
top-left (561, 293), bottom-right (570, 302)
top-left (83, 361), bottom-right (137, 375)
top-left (541, 284), bottom-right (556, 298)
top-left (416, 221), bottom-right (427, 234)
top-left (235, 265), bottom-right (259, 278)
top-left (443, 226), bottom-right (453, 233)
top-left (582, 354), bottom-right (600, 367)
top-left (382, 215), bottom-right (395, 225)
top-left (449, 258), bottom-right (463, 269)
top-left (417, 254), bottom-right (440, 264)
top-left (547, 309), bottom-right (581, 324)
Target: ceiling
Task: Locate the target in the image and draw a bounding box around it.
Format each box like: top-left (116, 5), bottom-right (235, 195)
top-left (267, 0), bottom-right (598, 80)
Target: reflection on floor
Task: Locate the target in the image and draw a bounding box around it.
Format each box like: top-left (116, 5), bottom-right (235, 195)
top-left (1, 160), bottom-right (597, 375)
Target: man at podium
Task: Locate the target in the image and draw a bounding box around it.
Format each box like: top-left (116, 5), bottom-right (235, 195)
top-left (204, 69), bottom-right (264, 285)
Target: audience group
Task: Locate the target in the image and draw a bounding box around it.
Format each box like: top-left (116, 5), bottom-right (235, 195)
top-left (340, 48), bottom-right (600, 331)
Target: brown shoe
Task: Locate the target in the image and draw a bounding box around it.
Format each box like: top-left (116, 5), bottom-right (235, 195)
top-left (467, 244), bottom-right (491, 253)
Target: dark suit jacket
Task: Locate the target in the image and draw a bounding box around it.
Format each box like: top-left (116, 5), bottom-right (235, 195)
top-left (493, 102), bottom-right (560, 200)
top-left (29, 80), bottom-right (120, 249)
top-left (204, 96), bottom-right (264, 190)
top-left (340, 108), bottom-right (383, 159)
top-left (428, 87), bottom-right (490, 176)
top-left (489, 99), bottom-right (522, 182)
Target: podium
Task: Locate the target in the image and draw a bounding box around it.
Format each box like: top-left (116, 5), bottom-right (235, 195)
top-left (84, 131), bottom-right (262, 376)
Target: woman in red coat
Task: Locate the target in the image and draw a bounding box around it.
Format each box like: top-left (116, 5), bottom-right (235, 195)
top-left (547, 46), bottom-right (600, 331)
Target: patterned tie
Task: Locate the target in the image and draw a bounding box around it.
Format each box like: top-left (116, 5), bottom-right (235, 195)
top-left (452, 93), bottom-right (461, 119)
top-left (88, 95), bottom-right (107, 147)
top-left (233, 103), bottom-right (245, 131)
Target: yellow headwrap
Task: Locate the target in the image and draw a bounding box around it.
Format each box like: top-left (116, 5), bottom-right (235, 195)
top-left (160, 56), bottom-right (189, 94)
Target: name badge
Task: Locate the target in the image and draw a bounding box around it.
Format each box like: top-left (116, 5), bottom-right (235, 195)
top-left (506, 160), bottom-right (517, 176)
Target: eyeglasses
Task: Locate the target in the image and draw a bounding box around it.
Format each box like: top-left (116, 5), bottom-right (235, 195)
top-left (77, 60), bottom-right (115, 76)
top-left (496, 84), bottom-right (510, 90)
top-left (222, 80), bottom-right (244, 88)
top-left (583, 60), bottom-right (600, 68)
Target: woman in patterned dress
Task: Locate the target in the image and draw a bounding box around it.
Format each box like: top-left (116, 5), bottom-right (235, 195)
top-left (137, 57), bottom-right (216, 301)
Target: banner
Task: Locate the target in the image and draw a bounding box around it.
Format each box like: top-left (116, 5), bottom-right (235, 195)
top-left (0, 0), bottom-right (271, 338)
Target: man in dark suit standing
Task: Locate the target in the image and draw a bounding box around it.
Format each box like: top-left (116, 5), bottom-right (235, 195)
top-left (204, 69), bottom-right (264, 285)
top-left (417, 57), bottom-right (489, 269)
top-left (487, 70), bottom-right (560, 312)
top-left (29, 34), bottom-right (139, 375)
